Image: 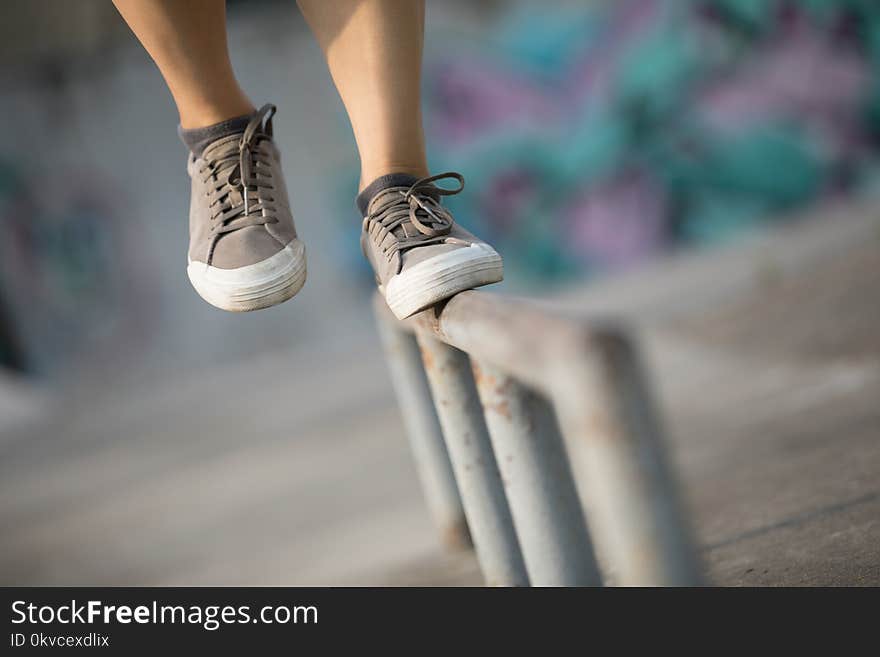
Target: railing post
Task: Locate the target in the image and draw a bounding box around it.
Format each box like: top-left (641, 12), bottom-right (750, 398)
top-left (375, 290), bottom-right (702, 586)
top-left (373, 298), bottom-right (470, 550)
top-left (473, 361), bottom-right (602, 586)
top-left (553, 330), bottom-right (703, 586)
top-left (416, 333), bottom-right (529, 586)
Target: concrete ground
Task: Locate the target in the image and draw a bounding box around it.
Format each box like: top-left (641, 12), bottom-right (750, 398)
top-left (1, 199), bottom-right (878, 586)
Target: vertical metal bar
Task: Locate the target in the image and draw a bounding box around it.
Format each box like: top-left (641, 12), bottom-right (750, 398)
top-left (373, 303), bottom-right (470, 550)
top-left (417, 333), bottom-right (529, 586)
top-left (554, 331), bottom-right (702, 586)
top-left (473, 361), bottom-right (602, 586)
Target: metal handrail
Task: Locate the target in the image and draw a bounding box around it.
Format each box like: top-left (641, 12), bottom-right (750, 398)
top-left (374, 290), bottom-right (702, 586)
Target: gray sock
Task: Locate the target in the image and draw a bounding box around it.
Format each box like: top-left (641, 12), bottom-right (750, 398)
top-left (178, 112), bottom-right (256, 157)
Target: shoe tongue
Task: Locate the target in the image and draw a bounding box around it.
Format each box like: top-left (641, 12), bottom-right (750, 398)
top-left (357, 173), bottom-right (430, 216)
top-left (202, 128), bottom-right (273, 161)
top-left (200, 132), bottom-right (243, 161)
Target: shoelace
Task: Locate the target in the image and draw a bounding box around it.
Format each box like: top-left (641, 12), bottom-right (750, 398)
top-left (199, 104), bottom-right (279, 237)
top-left (365, 172), bottom-right (465, 263)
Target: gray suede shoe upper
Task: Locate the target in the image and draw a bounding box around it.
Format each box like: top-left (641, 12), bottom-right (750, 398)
top-left (187, 104), bottom-right (297, 270)
top-left (361, 172), bottom-right (486, 285)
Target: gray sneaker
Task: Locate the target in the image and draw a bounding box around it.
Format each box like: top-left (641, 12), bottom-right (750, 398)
top-left (361, 172), bottom-right (502, 319)
top-left (186, 104), bottom-right (306, 312)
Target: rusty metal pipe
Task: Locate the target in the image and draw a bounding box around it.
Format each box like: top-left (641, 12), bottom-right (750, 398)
top-left (374, 291), bottom-right (701, 585)
top-left (373, 297), bottom-right (470, 550)
top-left (473, 361), bottom-right (601, 586)
top-left (551, 333), bottom-right (703, 585)
top-left (416, 333), bottom-right (529, 586)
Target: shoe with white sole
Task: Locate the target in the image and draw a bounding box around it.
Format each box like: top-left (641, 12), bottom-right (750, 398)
top-left (186, 103), bottom-right (306, 312)
top-left (359, 172), bottom-right (503, 320)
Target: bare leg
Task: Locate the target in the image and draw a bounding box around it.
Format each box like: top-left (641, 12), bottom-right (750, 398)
top-left (112, 0), bottom-right (254, 128)
top-left (297, 0), bottom-right (429, 190)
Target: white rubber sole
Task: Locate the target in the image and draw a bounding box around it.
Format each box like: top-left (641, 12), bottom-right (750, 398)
top-left (382, 243), bottom-right (503, 319)
top-left (187, 239), bottom-right (306, 312)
